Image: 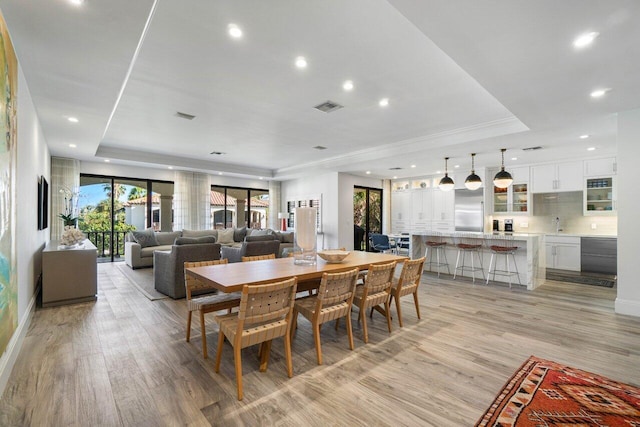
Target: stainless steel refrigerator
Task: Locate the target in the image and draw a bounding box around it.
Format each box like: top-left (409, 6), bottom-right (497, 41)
top-left (454, 189), bottom-right (484, 232)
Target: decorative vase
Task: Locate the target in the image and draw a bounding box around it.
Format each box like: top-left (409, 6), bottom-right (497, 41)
top-left (294, 207), bottom-right (317, 265)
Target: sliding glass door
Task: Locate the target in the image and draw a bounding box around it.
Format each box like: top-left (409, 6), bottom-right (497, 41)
top-left (354, 186), bottom-right (382, 251)
top-left (79, 174), bottom-right (173, 262)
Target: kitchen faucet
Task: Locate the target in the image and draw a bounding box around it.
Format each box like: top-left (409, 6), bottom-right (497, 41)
top-left (555, 217), bottom-right (563, 233)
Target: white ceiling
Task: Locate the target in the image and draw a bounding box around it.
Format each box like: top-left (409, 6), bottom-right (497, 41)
top-left (1, 0), bottom-right (638, 180)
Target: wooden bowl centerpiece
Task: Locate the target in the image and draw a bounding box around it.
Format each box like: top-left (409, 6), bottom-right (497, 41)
top-left (317, 250), bottom-right (350, 263)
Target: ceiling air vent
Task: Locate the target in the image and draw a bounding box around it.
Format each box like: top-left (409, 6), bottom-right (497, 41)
top-left (313, 100), bottom-right (343, 113)
top-left (389, 167), bottom-right (403, 170)
top-left (313, 146), bottom-right (327, 150)
top-left (522, 146), bottom-right (543, 151)
top-left (176, 111), bottom-right (196, 120)
top-left (210, 151), bottom-right (226, 155)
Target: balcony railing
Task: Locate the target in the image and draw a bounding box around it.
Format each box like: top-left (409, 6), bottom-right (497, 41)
top-left (84, 231), bottom-right (129, 259)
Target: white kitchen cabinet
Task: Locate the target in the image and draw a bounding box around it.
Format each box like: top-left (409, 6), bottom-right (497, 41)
top-left (432, 188), bottom-right (454, 221)
top-left (410, 189), bottom-right (431, 231)
top-left (531, 161), bottom-right (583, 193)
top-left (584, 157), bottom-right (617, 176)
top-left (489, 167), bottom-right (529, 215)
top-left (546, 235), bottom-right (581, 271)
top-left (584, 176), bottom-right (616, 215)
top-left (391, 191), bottom-right (411, 233)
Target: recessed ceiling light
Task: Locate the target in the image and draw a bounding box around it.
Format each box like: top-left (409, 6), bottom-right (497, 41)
top-left (365, 171), bottom-right (371, 175)
top-left (580, 134), bottom-right (590, 139)
top-left (168, 166), bottom-right (173, 169)
top-left (69, 0), bottom-right (84, 5)
top-left (69, 144), bottom-right (76, 148)
top-left (379, 98), bottom-right (389, 107)
top-left (590, 88), bottom-right (609, 98)
top-left (410, 165), bottom-right (416, 168)
top-left (259, 177), bottom-right (263, 180)
top-left (587, 147), bottom-right (596, 151)
top-left (68, 117), bottom-right (78, 123)
top-left (454, 164), bottom-right (460, 169)
top-left (104, 159), bottom-right (110, 162)
top-left (295, 56), bottom-right (307, 69)
top-left (511, 157), bottom-right (518, 161)
top-left (436, 170), bottom-right (442, 174)
top-left (218, 172), bottom-right (223, 175)
top-left (227, 23), bottom-right (242, 39)
top-left (573, 31), bottom-right (599, 48)
top-left (392, 176), bottom-right (397, 179)
top-left (342, 80), bottom-right (353, 91)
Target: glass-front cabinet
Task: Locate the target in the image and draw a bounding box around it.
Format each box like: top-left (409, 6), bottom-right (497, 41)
top-left (584, 176), bottom-right (616, 215)
top-left (492, 183), bottom-right (528, 214)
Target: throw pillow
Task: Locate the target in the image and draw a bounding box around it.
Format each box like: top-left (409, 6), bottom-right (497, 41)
top-left (233, 226), bottom-right (247, 242)
top-left (217, 228), bottom-right (235, 245)
top-left (174, 236), bottom-right (216, 245)
top-left (250, 229), bottom-right (272, 236)
top-left (131, 229), bottom-right (158, 248)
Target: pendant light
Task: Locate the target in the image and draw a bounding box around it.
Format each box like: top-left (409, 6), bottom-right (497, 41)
top-left (464, 153), bottom-right (482, 190)
top-left (438, 157), bottom-right (455, 191)
top-left (493, 148), bottom-right (513, 189)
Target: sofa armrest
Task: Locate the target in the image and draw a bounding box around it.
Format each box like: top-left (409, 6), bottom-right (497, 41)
top-left (221, 246), bottom-right (242, 263)
top-left (125, 241), bottom-right (142, 268)
top-left (153, 250), bottom-right (175, 297)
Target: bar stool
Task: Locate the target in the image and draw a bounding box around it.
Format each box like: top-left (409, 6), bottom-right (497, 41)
top-left (424, 232), bottom-right (450, 277)
top-left (452, 232), bottom-right (485, 283)
top-left (486, 234), bottom-right (521, 288)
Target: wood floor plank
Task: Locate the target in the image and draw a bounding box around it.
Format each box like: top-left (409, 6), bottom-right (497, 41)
top-left (1, 263), bottom-right (639, 426)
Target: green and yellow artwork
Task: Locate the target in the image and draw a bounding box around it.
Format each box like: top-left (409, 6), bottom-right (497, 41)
top-left (0, 9), bottom-right (18, 358)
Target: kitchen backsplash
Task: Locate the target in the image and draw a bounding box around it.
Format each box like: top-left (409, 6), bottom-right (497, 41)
top-left (491, 191), bottom-right (617, 235)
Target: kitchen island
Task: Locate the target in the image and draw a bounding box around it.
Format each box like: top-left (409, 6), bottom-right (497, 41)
top-left (411, 232), bottom-right (546, 290)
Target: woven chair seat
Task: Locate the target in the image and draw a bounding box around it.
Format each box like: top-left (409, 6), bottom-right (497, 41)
top-left (216, 313), bottom-right (289, 348)
top-left (391, 280), bottom-right (418, 298)
top-left (295, 296), bottom-right (350, 323)
top-left (187, 292), bottom-right (241, 312)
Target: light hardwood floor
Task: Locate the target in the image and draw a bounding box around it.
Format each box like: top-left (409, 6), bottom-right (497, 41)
top-left (1, 263), bottom-right (639, 426)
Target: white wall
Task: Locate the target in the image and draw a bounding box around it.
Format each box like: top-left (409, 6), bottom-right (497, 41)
top-left (281, 172), bottom-right (383, 251)
top-left (615, 108), bottom-right (640, 317)
top-left (1, 64), bottom-right (50, 395)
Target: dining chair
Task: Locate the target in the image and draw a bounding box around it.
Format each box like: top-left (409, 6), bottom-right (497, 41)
top-left (214, 277), bottom-right (298, 401)
top-left (352, 261), bottom-right (397, 343)
top-left (290, 268), bottom-right (359, 365)
top-left (388, 257), bottom-right (425, 327)
top-left (241, 253), bottom-right (276, 262)
top-left (184, 259), bottom-right (241, 359)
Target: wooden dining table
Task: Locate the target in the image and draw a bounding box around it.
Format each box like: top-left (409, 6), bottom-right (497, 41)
top-left (185, 251), bottom-right (408, 293)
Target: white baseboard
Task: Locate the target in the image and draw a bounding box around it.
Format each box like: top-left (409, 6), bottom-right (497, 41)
top-left (615, 297), bottom-right (640, 318)
top-left (0, 285), bottom-right (38, 398)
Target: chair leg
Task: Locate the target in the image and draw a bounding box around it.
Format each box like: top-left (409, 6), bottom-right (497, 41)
top-left (345, 314), bottom-right (355, 351)
top-left (334, 317), bottom-right (340, 331)
top-left (384, 300), bottom-right (392, 333)
top-left (394, 293), bottom-right (404, 328)
top-left (200, 310), bottom-right (208, 359)
top-left (487, 252), bottom-right (494, 285)
top-left (186, 311), bottom-right (192, 342)
top-left (413, 291), bottom-right (421, 320)
top-left (313, 323), bottom-right (323, 365)
top-left (284, 328), bottom-right (294, 378)
top-left (234, 346), bottom-right (243, 400)
top-left (290, 309), bottom-right (298, 338)
top-left (259, 340), bottom-right (272, 372)
top-left (214, 331), bottom-right (224, 373)
top-left (361, 306), bottom-right (369, 344)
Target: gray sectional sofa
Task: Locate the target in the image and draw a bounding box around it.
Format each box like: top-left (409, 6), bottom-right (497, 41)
top-left (124, 227), bottom-right (294, 268)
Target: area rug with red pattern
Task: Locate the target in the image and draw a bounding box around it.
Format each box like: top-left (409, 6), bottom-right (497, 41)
top-left (476, 355), bottom-right (640, 426)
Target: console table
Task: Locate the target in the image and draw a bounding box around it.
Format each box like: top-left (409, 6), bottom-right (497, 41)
top-left (42, 239), bottom-right (97, 307)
